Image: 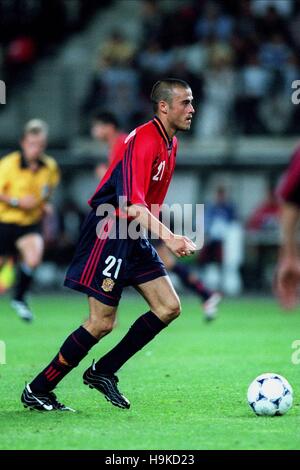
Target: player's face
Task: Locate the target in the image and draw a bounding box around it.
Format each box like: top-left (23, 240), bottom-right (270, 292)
top-left (168, 87), bottom-right (195, 131)
top-left (21, 133), bottom-right (47, 161)
top-left (92, 122), bottom-right (109, 142)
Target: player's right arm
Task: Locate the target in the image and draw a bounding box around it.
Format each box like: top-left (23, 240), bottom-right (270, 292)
top-left (127, 204), bottom-right (196, 257)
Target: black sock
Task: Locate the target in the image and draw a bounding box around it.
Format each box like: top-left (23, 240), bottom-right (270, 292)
top-left (13, 263), bottom-right (34, 302)
top-left (173, 263), bottom-right (212, 301)
top-left (95, 311), bottom-right (167, 374)
top-left (30, 326), bottom-right (98, 393)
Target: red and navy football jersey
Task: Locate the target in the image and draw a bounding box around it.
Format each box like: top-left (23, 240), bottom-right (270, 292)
top-left (277, 146), bottom-right (300, 207)
top-left (89, 116), bottom-right (177, 216)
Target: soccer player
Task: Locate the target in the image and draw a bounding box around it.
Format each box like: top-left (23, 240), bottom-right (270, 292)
top-left (21, 78), bottom-right (197, 412)
top-left (0, 120), bottom-right (60, 321)
top-left (275, 146), bottom-right (300, 309)
top-left (91, 111), bottom-right (128, 181)
top-left (92, 111), bottom-right (221, 320)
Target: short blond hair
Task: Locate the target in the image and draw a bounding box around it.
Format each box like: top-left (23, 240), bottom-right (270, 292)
top-left (23, 119), bottom-right (49, 138)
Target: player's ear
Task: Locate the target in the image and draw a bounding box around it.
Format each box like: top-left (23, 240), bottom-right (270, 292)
top-left (158, 100), bottom-right (168, 115)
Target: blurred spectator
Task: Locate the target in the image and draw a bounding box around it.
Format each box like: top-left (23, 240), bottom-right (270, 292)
top-left (251, 0), bottom-right (293, 17)
top-left (259, 33), bottom-right (292, 71)
top-left (195, 2), bottom-right (234, 41)
top-left (200, 185), bottom-right (242, 295)
top-left (200, 185), bottom-right (237, 264)
top-left (235, 53), bottom-right (270, 134)
top-left (257, 33), bottom-right (295, 134)
top-left (245, 186), bottom-right (280, 291)
top-left (141, 0), bottom-right (163, 46)
top-left (256, 5), bottom-right (289, 41)
top-left (0, 0), bottom-right (108, 93)
top-left (82, 32), bottom-right (139, 132)
top-left (44, 199), bottom-right (86, 265)
top-left (195, 46), bottom-right (236, 137)
top-left (159, 3), bottom-right (197, 49)
top-left (235, 0), bottom-right (258, 40)
top-left (82, 63), bottom-right (139, 132)
top-left (2, 0), bottom-right (300, 138)
top-left (7, 36), bottom-right (36, 64)
top-left (91, 111), bottom-right (126, 180)
top-left (4, 35), bottom-right (36, 87)
top-left (180, 38), bottom-right (209, 75)
top-left (246, 186), bottom-right (280, 231)
top-left (138, 41), bottom-right (173, 76)
top-left (289, 8), bottom-right (300, 50)
top-left (99, 31), bottom-right (136, 67)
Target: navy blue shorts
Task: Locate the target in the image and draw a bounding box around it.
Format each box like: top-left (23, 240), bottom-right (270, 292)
top-left (64, 210), bottom-right (167, 306)
top-left (0, 222), bottom-right (42, 256)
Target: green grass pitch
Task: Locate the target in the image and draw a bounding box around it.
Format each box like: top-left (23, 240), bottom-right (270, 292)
top-left (0, 293), bottom-right (299, 450)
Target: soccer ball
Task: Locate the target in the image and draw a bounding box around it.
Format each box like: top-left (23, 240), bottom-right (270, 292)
top-left (247, 373), bottom-right (293, 416)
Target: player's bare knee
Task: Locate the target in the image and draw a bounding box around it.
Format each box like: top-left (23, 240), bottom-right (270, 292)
top-left (156, 299), bottom-right (181, 323)
top-left (167, 300), bottom-right (181, 321)
top-left (86, 313), bottom-right (114, 338)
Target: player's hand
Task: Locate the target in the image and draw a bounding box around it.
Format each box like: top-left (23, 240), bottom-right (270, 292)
top-left (165, 235), bottom-right (196, 257)
top-left (274, 256), bottom-right (300, 310)
top-left (18, 195), bottom-right (38, 210)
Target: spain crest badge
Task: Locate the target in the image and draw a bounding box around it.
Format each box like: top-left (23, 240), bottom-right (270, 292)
top-left (101, 278), bottom-right (115, 292)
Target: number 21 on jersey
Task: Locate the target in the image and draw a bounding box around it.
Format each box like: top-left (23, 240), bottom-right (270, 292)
top-left (153, 161), bottom-right (166, 181)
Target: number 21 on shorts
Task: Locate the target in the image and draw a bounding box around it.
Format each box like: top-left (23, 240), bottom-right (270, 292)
top-left (102, 256), bottom-right (123, 279)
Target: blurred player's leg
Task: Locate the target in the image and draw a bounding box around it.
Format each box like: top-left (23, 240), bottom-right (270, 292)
top-left (11, 233), bottom-right (43, 322)
top-left (156, 243), bottom-right (221, 320)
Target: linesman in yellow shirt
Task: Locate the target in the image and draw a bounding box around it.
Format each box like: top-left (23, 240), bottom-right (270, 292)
top-left (0, 119), bottom-right (60, 321)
